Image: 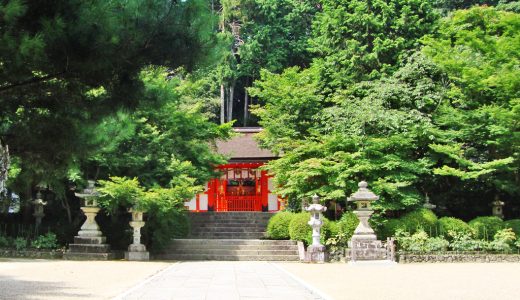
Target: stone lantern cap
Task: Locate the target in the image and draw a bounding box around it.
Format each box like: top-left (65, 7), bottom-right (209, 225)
top-left (347, 181), bottom-right (379, 202)
top-left (305, 194), bottom-right (327, 213)
top-left (75, 180), bottom-right (99, 207)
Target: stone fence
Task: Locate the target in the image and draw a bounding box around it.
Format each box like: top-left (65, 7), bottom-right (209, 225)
top-left (0, 248), bottom-right (64, 259)
top-left (398, 252), bottom-right (520, 263)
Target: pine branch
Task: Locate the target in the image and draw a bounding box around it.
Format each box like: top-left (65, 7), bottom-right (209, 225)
top-left (0, 72), bottom-right (65, 92)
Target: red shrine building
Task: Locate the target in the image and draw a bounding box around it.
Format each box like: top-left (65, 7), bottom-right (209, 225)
top-left (184, 128), bottom-right (281, 212)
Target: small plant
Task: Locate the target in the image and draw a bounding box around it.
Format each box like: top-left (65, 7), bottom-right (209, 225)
top-left (325, 231), bottom-right (349, 252)
top-left (504, 219), bottom-right (520, 236)
top-left (424, 236), bottom-right (449, 252)
top-left (448, 231), bottom-right (486, 252)
top-left (31, 233), bottom-right (59, 250)
top-left (266, 211), bottom-right (294, 240)
top-left (14, 237), bottom-right (28, 251)
top-left (489, 228), bottom-right (516, 253)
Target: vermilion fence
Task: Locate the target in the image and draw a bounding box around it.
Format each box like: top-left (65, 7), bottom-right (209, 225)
top-left (216, 195), bottom-right (262, 211)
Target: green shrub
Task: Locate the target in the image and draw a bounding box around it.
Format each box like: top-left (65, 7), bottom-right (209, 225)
top-left (337, 212), bottom-right (359, 240)
top-left (504, 219), bottom-right (520, 236)
top-left (289, 213), bottom-right (312, 244)
top-left (266, 212), bottom-right (295, 240)
top-left (327, 221), bottom-right (339, 238)
top-left (448, 231), bottom-right (487, 251)
top-left (395, 229), bottom-right (449, 253)
top-left (469, 216), bottom-right (504, 240)
top-left (288, 212), bottom-right (332, 246)
top-left (438, 217), bottom-right (472, 239)
top-left (489, 228), bottom-right (516, 253)
top-left (400, 209), bottom-right (438, 234)
top-left (0, 235), bottom-right (9, 248)
top-left (31, 233), bottom-right (59, 250)
top-left (14, 237), bottom-right (28, 251)
top-left (379, 218), bottom-right (405, 240)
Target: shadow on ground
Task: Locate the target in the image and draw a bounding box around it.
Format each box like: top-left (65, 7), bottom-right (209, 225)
top-left (0, 275), bottom-right (91, 300)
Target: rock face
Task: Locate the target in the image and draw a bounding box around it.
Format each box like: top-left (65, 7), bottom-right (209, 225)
top-left (154, 212), bottom-right (300, 261)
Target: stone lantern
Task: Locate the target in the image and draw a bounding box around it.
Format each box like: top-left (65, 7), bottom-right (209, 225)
top-left (31, 191), bottom-right (47, 233)
top-left (492, 196), bottom-right (504, 219)
top-left (346, 181), bottom-right (394, 262)
top-left (304, 194), bottom-right (327, 263)
top-left (347, 181), bottom-right (379, 241)
top-left (75, 180), bottom-right (103, 238)
top-left (125, 209), bottom-right (149, 261)
top-left (65, 180), bottom-right (113, 260)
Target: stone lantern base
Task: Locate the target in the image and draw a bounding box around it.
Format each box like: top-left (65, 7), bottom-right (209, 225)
top-left (304, 244), bottom-right (327, 263)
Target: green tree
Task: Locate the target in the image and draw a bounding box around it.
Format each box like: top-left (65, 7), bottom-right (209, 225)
top-left (0, 0), bottom-right (217, 204)
top-left (422, 6), bottom-right (520, 217)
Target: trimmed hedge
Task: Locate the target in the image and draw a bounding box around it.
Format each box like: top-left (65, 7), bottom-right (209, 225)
top-left (288, 212), bottom-right (333, 246)
top-left (266, 211), bottom-right (295, 240)
top-left (438, 217), bottom-right (472, 239)
top-left (400, 209), bottom-right (438, 234)
top-left (337, 212), bottom-right (359, 240)
top-left (504, 219), bottom-right (520, 236)
top-left (469, 216), bottom-right (504, 240)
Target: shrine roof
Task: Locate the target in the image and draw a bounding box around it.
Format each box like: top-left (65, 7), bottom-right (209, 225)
top-left (216, 127), bottom-right (276, 160)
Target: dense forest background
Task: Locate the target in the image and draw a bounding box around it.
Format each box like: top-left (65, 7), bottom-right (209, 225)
top-left (0, 0), bottom-right (518, 246)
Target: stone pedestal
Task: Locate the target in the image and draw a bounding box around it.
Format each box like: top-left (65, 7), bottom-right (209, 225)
top-left (305, 244), bottom-right (327, 263)
top-left (125, 210), bottom-right (149, 261)
top-left (351, 210), bottom-right (377, 241)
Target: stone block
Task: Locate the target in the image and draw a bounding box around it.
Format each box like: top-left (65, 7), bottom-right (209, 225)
top-left (304, 245), bottom-right (327, 263)
top-left (125, 251), bottom-right (150, 261)
top-left (74, 236), bottom-right (106, 244)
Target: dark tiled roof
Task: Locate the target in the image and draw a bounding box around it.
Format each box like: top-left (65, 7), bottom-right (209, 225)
top-left (216, 128), bottom-right (276, 160)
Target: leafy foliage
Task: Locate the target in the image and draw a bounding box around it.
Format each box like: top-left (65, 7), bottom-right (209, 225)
top-left (31, 232), bottom-right (59, 250)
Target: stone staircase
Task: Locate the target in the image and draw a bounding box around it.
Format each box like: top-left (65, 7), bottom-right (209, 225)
top-left (154, 212), bottom-right (300, 261)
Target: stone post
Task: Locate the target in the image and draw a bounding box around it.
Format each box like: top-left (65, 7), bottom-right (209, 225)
top-left (304, 194), bottom-right (327, 263)
top-left (125, 209), bottom-right (149, 261)
top-left (31, 191), bottom-right (47, 234)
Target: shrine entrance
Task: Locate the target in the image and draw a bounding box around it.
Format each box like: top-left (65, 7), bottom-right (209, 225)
top-left (210, 163), bottom-right (269, 212)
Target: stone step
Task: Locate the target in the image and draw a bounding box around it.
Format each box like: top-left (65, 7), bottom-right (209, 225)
top-left (164, 244), bottom-right (298, 251)
top-left (63, 252), bottom-right (116, 260)
top-left (74, 236), bottom-right (106, 244)
top-left (171, 249), bottom-right (298, 256)
top-left (168, 239), bottom-right (297, 246)
top-left (153, 253), bottom-right (299, 261)
top-left (188, 232), bottom-right (266, 239)
top-left (190, 227), bottom-right (266, 233)
top-left (68, 244), bottom-right (111, 253)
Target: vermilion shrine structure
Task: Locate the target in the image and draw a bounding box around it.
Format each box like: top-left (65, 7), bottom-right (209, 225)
top-left (184, 128), bottom-right (280, 212)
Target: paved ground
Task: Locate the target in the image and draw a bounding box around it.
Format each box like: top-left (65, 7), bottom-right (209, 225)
top-left (278, 262), bottom-right (520, 300)
top-left (0, 259), bottom-right (169, 300)
top-left (1, 259), bottom-right (520, 300)
top-left (117, 261), bottom-right (322, 300)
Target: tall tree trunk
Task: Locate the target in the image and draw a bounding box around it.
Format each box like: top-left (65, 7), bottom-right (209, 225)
top-left (243, 86), bottom-right (249, 127)
top-left (227, 82), bottom-right (235, 123)
top-left (220, 84), bottom-right (225, 124)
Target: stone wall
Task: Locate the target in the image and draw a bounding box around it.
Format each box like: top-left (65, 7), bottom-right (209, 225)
top-left (398, 252), bottom-right (520, 263)
top-left (0, 248), bottom-right (63, 259)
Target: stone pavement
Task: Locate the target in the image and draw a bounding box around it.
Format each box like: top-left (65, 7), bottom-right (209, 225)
top-left (116, 261), bottom-right (324, 300)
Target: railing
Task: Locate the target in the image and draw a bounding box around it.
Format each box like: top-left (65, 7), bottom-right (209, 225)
top-left (216, 195), bottom-right (262, 211)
